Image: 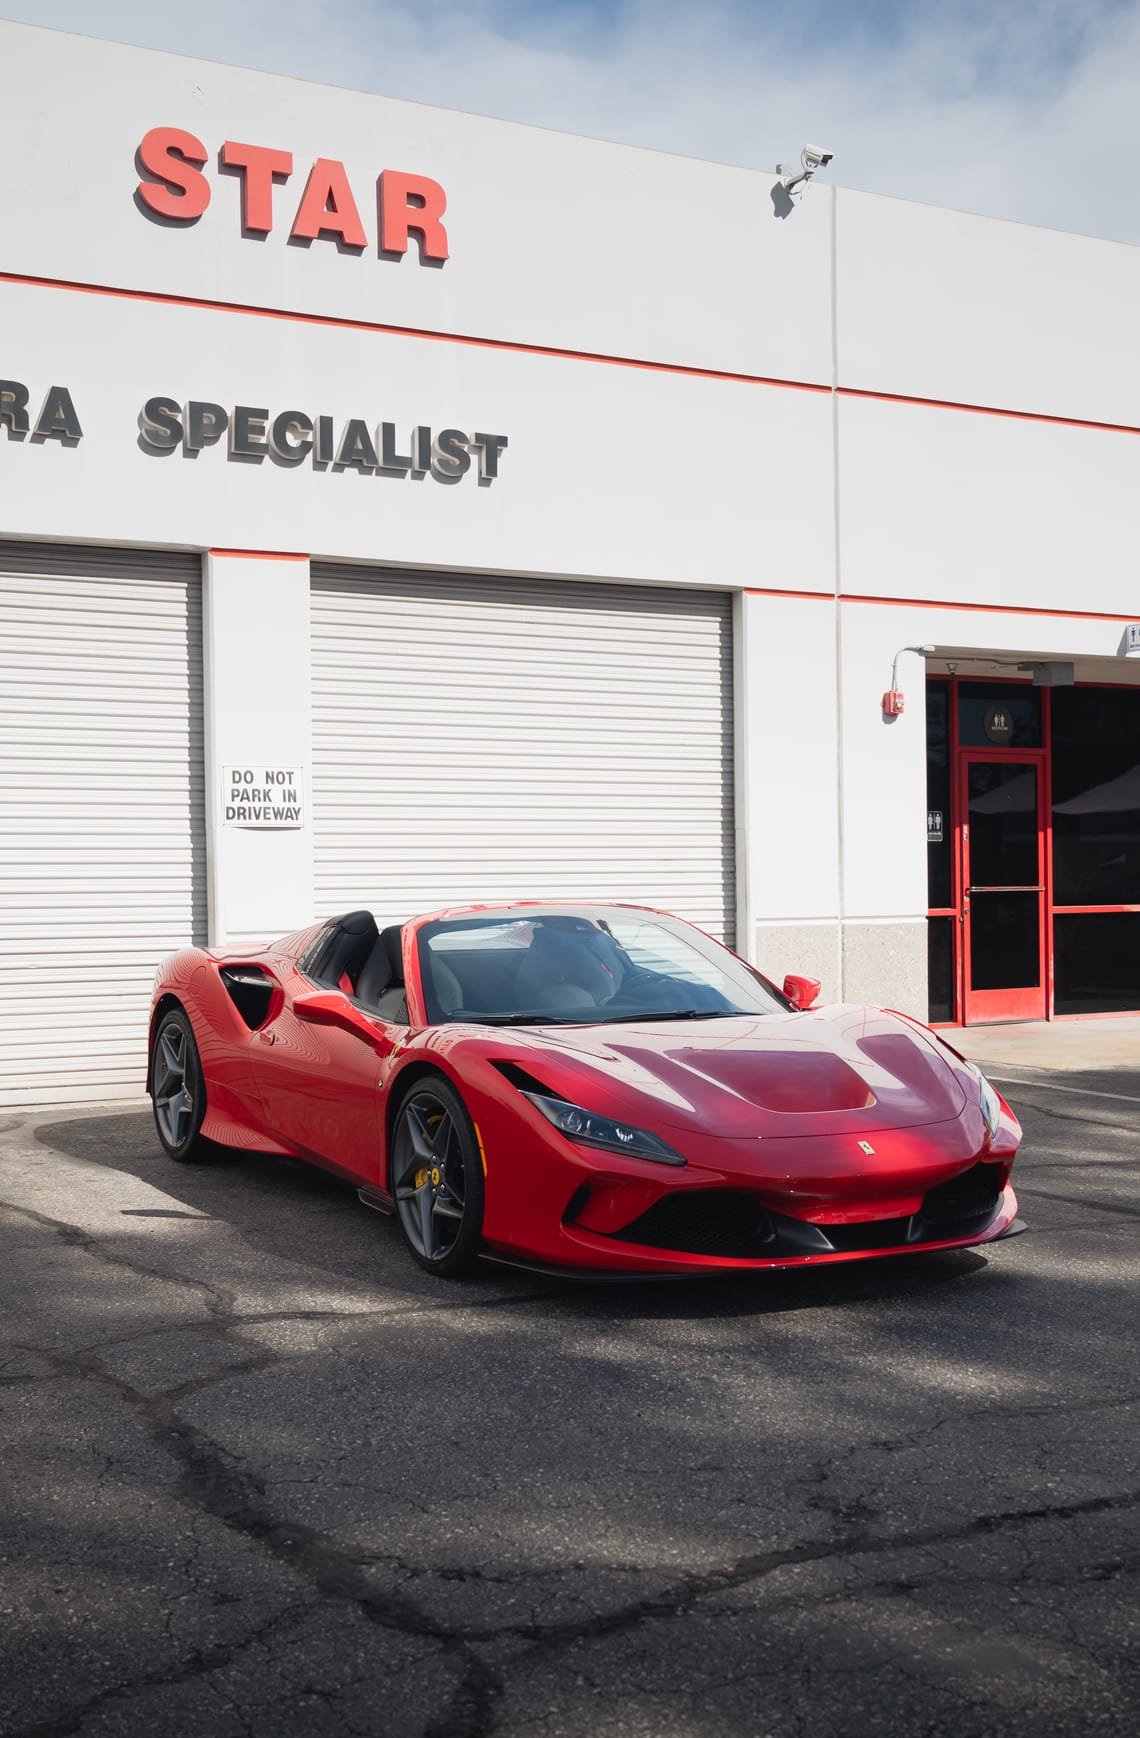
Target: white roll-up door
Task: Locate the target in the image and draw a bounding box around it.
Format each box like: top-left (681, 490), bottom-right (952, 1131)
top-left (0, 543), bottom-right (206, 1108)
top-left (311, 568), bottom-right (735, 942)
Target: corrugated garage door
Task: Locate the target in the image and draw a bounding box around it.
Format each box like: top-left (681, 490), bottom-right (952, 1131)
top-left (310, 567), bottom-right (735, 942)
top-left (0, 543), bottom-right (206, 1108)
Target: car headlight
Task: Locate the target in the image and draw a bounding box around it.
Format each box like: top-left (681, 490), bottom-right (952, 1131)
top-left (967, 1062), bottom-right (1002, 1142)
top-left (522, 1092), bottom-right (686, 1166)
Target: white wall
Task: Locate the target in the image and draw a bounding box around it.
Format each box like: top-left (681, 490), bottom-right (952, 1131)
top-left (203, 554), bottom-right (313, 943)
top-left (836, 189), bottom-right (1140, 426)
top-left (0, 276), bottom-right (835, 588)
top-left (836, 394), bottom-right (1140, 616)
top-left (737, 591), bottom-right (841, 920)
top-left (5, 23), bottom-right (1140, 1012)
top-left (0, 21), bottom-right (833, 386)
top-left (838, 602), bottom-right (1138, 925)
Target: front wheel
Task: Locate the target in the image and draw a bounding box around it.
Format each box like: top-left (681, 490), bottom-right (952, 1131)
top-left (389, 1078), bottom-right (485, 1277)
top-left (150, 1008), bottom-right (210, 1162)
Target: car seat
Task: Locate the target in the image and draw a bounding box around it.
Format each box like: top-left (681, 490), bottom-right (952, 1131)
top-left (514, 922), bottom-right (620, 1011)
top-left (355, 924), bottom-right (407, 1018)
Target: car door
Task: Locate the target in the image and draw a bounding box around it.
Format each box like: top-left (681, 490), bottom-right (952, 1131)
top-left (249, 970), bottom-right (396, 1183)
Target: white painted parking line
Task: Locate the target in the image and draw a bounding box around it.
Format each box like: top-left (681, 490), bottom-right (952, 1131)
top-left (988, 1075), bottom-right (1140, 1106)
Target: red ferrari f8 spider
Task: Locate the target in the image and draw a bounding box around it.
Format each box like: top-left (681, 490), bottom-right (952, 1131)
top-left (148, 903), bottom-right (1024, 1278)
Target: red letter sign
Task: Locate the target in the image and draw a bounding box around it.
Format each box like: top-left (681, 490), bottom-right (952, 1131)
top-left (220, 141), bottom-right (293, 233)
top-left (379, 170), bottom-right (449, 261)
top-left (136, 127), bottom-right (211, 221)
top-left (290, 160), bottom-right (368, 249)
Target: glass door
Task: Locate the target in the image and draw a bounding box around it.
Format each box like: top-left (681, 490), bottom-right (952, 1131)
top-left (960, 756), bottom-right (1046, 1023)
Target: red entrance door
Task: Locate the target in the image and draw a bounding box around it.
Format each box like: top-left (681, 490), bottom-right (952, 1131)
top-left (960, 755), bottom-right (1047, 1023)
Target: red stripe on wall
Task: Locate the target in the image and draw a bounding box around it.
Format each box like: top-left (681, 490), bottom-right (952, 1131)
top-left (0, 271), bottom-right (831, 395)
top-left (840, 384), bottom-right (1140, 439)
top-left (6, 268), bottom-right (1140, 438)
top-left (742, 589), bottom-right (1136, 622)
top-left (208, 548), bottom-right (309, 561)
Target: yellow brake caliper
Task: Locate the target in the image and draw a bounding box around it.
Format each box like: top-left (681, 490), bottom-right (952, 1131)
top-left (416, 1112), bottom-right (444, 1190)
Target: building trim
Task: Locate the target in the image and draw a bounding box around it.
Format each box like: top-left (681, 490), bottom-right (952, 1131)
top-left (8, 268), bottom-right (1140, 443)
top-left (746, 587), bottom-right (1139, 624)
top-left (208, 548), bottom-right (310, 561)
top-left (0, 270), bottom-right (830, 396)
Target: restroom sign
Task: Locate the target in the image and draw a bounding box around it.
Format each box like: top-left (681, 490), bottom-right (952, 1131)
top-left (223, 766), bottom-right (304, 827)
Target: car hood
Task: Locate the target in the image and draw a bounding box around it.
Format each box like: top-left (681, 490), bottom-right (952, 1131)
top-left (508, 1005), bottom-right (968, 1137)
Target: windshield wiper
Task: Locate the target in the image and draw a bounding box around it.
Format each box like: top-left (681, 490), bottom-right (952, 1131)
top-left (591, 1008), bottom-right (744, 1024)
top-left (458, 1011), bottom-right (581, 1026)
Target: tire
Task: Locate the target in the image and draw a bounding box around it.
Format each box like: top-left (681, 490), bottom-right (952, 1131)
top-left (150, 1008), bottom-right (211, 1162)
top-left (389, 1076), bottom-right (485, 1277)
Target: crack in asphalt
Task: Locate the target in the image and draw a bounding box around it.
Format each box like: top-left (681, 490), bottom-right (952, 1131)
top-left (8, 1602), bottom-right (312, 1738)
top-left (18, 1328), bottom-right (1140, 1738)
top-left (17, 1334), bottom-right (502, 1738)
top-left (817, 1389), bottom-right (1140, 1471)
top-left (5, 1150), bottom-right (1140, 1738)
top-left (1016, 1185), bottom-right (1140, 1221)
top-left (1012, 1098), bottom-right (1140, 1135)
top-left (0, 1193), bottom-right (566, 1350)
top-left (1, 1198), bottom-right (240, 1321)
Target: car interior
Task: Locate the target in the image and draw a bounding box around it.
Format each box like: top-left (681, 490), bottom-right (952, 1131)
top-left (305, 910), bottom-right (637, 1023)
top-left (305, 910), bottom-right (738, 1026)
top-left (304, 910), bottom-right (410, 1023)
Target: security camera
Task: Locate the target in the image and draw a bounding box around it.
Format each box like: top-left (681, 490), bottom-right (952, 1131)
top-left (776, 146), bottom-right (836, 199)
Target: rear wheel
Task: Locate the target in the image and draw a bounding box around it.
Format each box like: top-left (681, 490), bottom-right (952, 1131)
top-left (150, 1008), bottom-right (210, 1162)
top-left (389, 1078), bottom-right (484, 1277)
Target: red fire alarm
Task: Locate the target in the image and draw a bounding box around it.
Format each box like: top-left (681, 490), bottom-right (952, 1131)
top-left (882, 689), bottom-right (905, 717)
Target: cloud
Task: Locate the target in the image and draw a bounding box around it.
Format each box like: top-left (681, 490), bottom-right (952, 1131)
top-left (4, 0), bottom-right (1140, 242)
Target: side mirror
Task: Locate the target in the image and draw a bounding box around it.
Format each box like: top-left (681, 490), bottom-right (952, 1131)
top-left (783, 973), bottom-right (821, 1011)
top-left (294, 991), bottom-right (389, 1047)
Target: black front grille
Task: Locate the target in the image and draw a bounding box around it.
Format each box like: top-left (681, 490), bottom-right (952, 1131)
top-left (613, 1191), bottom-right (777, 1258)
top-left (818, 1213), bottom-right (913, 1252)
top-left (919, 1163), bottom-right (1002, 1226)
top-left (608, 1165), bottom-right (1004, 1261)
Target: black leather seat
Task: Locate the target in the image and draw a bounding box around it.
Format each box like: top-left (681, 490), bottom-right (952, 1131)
top-left (320, 910), bottom-right (379, 991)
top-left (356, 924), bottom-right (406, 1007)
top-left (515, 923), bottom-right (619, 1011)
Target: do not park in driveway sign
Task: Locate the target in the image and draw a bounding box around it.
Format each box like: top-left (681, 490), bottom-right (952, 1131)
top-left (223, 767), bottom-right (304, 828)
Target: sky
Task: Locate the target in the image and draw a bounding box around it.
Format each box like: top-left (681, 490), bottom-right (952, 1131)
top-left (4, 0), bottom-right (1140, 244)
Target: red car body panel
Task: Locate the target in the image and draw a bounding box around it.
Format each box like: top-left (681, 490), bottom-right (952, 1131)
top-left (148, 904), bottom-right (1023, 1276)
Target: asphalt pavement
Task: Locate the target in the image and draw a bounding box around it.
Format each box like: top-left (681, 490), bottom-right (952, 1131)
top-left (1, 1063), bottom-right (1137, 1738)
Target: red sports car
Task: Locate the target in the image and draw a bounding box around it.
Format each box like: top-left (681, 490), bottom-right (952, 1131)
top-left (147, 902), bottom-right (1023, 1278)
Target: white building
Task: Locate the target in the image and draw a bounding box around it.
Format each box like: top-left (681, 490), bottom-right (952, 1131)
top-left (2, 21), bottom-right (1138, 1107)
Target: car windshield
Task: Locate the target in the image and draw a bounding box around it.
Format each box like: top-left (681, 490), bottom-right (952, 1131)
top-left (416, 907), bottom-right (791, 1026)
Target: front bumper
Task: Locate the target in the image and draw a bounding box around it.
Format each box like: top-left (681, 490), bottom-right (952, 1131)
top-left (474, 1073), bottom-right (1023, 1276)
top-left (486, 1183), bottom-right (1024, 1276)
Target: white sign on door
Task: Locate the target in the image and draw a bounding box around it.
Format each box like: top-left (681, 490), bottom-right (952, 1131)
top-left (223, 766), bottom-right (304, 828)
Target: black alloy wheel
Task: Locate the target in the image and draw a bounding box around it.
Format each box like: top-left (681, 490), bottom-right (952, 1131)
top-left (150, 1008), bottom-right (210, 1162)
top-left (389, 1078), bottom-right (485, 1276)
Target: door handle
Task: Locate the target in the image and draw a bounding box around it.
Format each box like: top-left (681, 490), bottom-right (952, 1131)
top-left (257, 1029), bottom-right (277, 1045)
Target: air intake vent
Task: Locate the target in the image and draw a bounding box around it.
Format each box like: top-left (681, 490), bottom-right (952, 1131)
top-left (613, 1191), bottom-right (777, 1258)
top-left (490, 1059), bottom-right (558, 1097)
top-left (220, 966), bottom-right (275, 1030)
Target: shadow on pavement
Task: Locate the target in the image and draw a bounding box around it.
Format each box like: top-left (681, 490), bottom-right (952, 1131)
top-left (35, 1109), bottom-right (995, 1323)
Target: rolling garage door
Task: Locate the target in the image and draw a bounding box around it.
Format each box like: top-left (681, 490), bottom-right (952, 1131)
top-left (0, 543), bottom-right (206, 1107)
top-left (311, 567), bottom-right (735, 942)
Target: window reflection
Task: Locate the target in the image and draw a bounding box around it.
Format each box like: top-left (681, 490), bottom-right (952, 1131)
top-left (927, 916), bottom-right (954, 1022)
top-left (1052, 689), bottom-right (1140, 906)
top-left (967, 762), bottom-right (1038, 887)
top-left (926, 680), bottom-right (952, 908)
top-left (957, 682), bottom-right (1041, 749)
top-left (1054, 914), bottom-right (1140, 1014)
